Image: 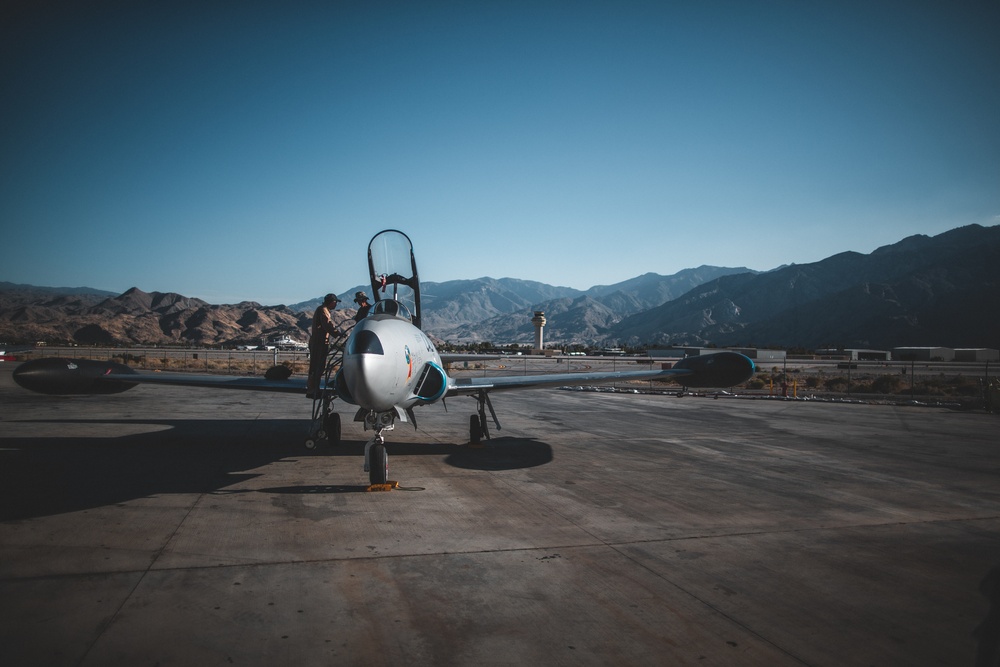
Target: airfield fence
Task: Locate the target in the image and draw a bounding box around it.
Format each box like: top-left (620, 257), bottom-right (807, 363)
top-left (13, 346), bottom-right (999, 410)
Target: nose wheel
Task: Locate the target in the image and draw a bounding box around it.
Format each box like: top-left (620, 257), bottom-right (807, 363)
top-left (364, 431), bottom-right (389, 485)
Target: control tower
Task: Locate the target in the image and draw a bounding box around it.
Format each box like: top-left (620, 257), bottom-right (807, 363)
top-left (531, 311), bottom-right (546, 353)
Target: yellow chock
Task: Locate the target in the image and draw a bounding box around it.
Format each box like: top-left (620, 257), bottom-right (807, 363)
top-left (366, 481), bottom-right (399, 492)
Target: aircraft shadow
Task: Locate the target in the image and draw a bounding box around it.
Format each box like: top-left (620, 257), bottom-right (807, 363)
top-left (0, 420), bottom-right (552, 518)
top-left (0, 418), bottom-right (304, 520)
top-left (246, 437), bottom-right (553, 496)
top-left (315, 436), bottom-right (553, 471)
top-left (445, 436), bottom-right (553, 471)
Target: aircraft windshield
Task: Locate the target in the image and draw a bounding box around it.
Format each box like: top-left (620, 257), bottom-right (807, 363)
top-left (367, 229), bottom-right (421, 327)
top-left (370, 299), bottom-right (412, 321)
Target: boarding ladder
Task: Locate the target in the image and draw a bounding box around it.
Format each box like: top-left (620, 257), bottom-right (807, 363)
top-left (305, 326), bottom-right (351, 448)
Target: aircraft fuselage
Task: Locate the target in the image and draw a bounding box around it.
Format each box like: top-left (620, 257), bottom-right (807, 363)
top-left (338, 314), bottom-right (447, 413)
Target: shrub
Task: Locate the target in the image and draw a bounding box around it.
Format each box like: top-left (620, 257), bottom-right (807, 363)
top-left (870, 375), bottom-right (904, 394)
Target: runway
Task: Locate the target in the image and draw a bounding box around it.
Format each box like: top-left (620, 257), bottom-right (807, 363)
top-left (1, 362), bottom-right (998, 665)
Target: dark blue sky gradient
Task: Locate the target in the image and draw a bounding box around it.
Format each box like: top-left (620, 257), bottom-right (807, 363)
top-left (3, 1), bottom-right (998, 304)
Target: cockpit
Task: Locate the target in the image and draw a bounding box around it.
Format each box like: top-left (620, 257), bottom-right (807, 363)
top-left (367, 230), bottom-right (421, 328)
top-left (371, 299), bottom-right (412, 322)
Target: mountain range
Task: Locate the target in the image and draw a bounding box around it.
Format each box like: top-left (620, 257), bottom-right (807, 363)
top-left (1, 224), bottom-right (997, 350)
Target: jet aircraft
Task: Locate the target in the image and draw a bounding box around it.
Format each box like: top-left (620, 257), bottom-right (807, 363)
top-left (268, 335), bottom-right (308, 351)
top-left (13, 230), bottom-right (756, 486)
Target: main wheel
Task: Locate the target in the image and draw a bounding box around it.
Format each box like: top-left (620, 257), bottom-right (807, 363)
top-left (470, 414), bottom-right (482, 443)
top-left (369, 443), bottom-right (388, 485)
top-left (324, 412), bottom-right (341, 444)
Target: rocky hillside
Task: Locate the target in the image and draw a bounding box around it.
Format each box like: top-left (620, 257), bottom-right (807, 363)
top-left (0, 287), bottom-right (353, 347)
top-left (0, 265), bottom-right (748, 347)
top-left (606, 224), bottom-right (1000, 349)
top-left (435, 267), bottom-right (754, 343)
top-left (2, 225), bottom-right (997, 350)
top-left (291, 266), bottom-right (753, 343)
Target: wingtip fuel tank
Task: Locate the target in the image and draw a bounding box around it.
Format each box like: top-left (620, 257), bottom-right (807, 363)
top-left (12, 358), bottom-right (139, 395)
top-left (672, 351), bottom-right (755, 388)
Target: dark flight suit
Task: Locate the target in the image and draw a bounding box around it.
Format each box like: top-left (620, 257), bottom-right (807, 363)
top-left (354, 301), bottom-right (371, 323)
top-left (307, 302), bottom-right (340, 395)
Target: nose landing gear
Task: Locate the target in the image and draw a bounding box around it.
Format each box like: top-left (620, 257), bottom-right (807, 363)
top-left (364, 432), bottom-right (389, 485)
top-left (362, 410), bottom-right (396, 487)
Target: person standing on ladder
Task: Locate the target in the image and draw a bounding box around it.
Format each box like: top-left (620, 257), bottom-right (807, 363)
top-left (307, 293), bottom-right (342, 398)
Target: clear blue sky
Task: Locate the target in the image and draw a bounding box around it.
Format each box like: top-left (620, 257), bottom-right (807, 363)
top-left (3, 1), bottom-right (998, 305)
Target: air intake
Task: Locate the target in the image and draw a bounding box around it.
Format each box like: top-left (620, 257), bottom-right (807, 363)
top-left (413, 362), bottom-right (447, 402)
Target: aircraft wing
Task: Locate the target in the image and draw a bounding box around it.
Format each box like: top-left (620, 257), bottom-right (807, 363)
top-left (14, 351), bottom-right (754, 399)
top-left (448, 367), bottom-right (692, 394)
top-left (11, 358), bottom-right (308, 395)
top-left (107, 371), bottom-right (308, 394)
top-left (440, 354), bottom-right (500, 364)
top-left (447, 351), bottom-right (755, 394)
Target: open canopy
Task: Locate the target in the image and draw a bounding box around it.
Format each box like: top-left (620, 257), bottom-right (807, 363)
top-left (367, 229), bottom-right (421, 327)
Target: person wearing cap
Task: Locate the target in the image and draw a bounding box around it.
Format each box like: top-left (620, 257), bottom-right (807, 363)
top-left (307, 293), bottom-right (342, 397)
top-left (353, 291), bottom-right (372, 323)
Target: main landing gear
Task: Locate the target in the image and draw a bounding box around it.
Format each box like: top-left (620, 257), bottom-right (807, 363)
top-left (469, 390), bottom-right (501, 445)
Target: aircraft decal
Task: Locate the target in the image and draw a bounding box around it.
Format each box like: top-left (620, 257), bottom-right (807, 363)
top-left (404, 345), bottom-right (413, 380)
top-left (420, 330), bottom-right (434, 353)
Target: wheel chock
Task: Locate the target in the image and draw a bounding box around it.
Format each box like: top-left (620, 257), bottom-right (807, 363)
top-left (366, 481), bottom-right (399, 492)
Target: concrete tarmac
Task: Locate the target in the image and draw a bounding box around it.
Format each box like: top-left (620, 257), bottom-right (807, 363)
top-left (1, 363), bottom-right (998, 666)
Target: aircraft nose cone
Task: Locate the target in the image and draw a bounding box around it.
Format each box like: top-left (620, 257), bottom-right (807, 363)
top-left (342, 346), bottom-right (396, 412)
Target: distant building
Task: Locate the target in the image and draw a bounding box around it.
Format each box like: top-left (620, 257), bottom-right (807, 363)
top-left (730, 348), bottom-right (786, 362)
top-left (648, 347), bottom-right (785, 361)
top-left (648, 349), bottom-right (686, 359)
top-left (893, 347), bottom-right (955, 362)
top-left (954, 348), bottom-right (999, 362)
top-left (816, 348), bottom-right (891, 361)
